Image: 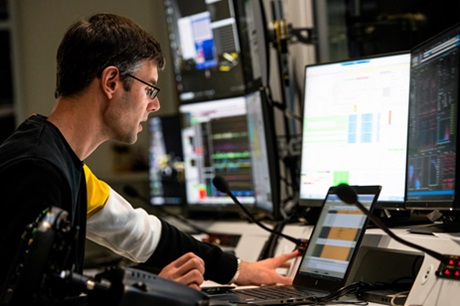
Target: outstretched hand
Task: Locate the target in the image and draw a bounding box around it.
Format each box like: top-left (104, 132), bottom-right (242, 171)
top-left (234, 250), bottom-right (300, 286)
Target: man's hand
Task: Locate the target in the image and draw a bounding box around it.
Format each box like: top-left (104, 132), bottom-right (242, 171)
top-left (234, 251), bottom-right (300, 286)
top-left (158, 252), bottom-right (205, 290)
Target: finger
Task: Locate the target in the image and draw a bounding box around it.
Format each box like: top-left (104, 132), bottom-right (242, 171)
top-left (272, 275), bottom-right (294, 285)
top-left (173, 256), bottom-right (205, 276)
top-left (171, 252), bottom-right (204, 268)
top-left (279, 261), bottom-right (292, 269)
top-left (176, 269), bottom-right (205, 288)
top-left (275, 250), bottom-right (301, 265)
top-left (188, 282), bottom-right (202, 291)
top-left (159, 254), bottom-right (205, 282)
top-left (271, 251), bottom-right (300, 267)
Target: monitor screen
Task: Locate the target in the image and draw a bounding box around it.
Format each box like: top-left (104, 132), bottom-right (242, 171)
top-left (179, 89), bottom-right (281, 219)
top-left (162, 0), bottom-right (264, 103)
top-left (299, 52), bottom-right (411, 208)
top-left (246, 89), bottom-right (281, 220)
top-left (405, 22), bottom-right (460, 210)
top-left (148, 115), bottom-right (186, 206)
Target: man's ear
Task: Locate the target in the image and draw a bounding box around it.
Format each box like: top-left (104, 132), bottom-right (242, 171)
top-left (100, 66), bottom-right (120, 99)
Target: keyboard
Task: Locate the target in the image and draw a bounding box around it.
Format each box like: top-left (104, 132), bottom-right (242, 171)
top-left (231, 285), bottom-right (316, 304)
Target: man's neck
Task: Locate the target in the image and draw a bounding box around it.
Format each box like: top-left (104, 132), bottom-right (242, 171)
top-left (48, 96), bottom-right (105, 160)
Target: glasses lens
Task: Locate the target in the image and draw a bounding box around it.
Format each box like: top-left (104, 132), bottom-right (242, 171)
top-left (127, 74), bottom-right (159, 100)
top-left (149, 88), bottom-right (159, 100)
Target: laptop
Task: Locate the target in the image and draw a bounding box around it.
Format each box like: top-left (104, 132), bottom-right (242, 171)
top-left (209, 185), bottom-right (381, 305)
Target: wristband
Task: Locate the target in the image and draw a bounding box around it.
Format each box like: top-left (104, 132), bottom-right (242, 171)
top-left (229, 257), bottom-right (241, 284)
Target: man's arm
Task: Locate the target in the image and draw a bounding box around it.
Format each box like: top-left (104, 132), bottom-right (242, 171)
top-left (84, 166), bottom-right (297, 287)
top-left (84, 165), bottom-right (237, 283)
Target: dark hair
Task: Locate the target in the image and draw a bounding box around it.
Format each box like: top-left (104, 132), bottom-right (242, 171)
top-left (55, 13), bottom-right (165, 97)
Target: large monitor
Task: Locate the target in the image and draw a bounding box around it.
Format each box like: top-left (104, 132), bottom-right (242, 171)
top-left (299, 52), bottom-right (411, 209)
top-left (148, 115), bottom-right (186, 206)
top-left (405, 22), bottom-right (460, 210)
top-left (162, 0), bottom-right (266, 103)
top-left (179, 89), bottom-right (281, 219)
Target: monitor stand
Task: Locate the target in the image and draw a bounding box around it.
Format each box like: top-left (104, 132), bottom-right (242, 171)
top-left (376, 209), bottom-right (431, 228)
top-left (408, 221), bottom-right (460, 235)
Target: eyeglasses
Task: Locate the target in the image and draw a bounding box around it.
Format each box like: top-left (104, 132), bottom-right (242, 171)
top-left (126, 74), bottom-right (160, 100)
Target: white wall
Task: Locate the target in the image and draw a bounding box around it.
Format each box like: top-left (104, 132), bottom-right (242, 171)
top-left (10, 0), bottom-right (178, 178)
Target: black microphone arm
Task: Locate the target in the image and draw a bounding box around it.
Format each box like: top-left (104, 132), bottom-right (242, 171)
top-left (212, 175), bottom-right (306, 247)
top-left (335, 184), bottom-right (451, 264)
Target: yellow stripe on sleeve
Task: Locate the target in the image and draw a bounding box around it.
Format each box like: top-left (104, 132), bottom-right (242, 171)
top-left (83, 164), bottom-right (110, 218)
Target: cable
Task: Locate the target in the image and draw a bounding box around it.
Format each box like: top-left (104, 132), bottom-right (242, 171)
top-left (258, 0), bottom-right (270, 86)
top-left (315, 281), bottom-right (371, 303)
top-left (390, 291), bottom-right (409, 306)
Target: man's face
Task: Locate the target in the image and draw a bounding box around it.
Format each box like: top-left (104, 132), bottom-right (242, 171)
top-left (105, 60), bottom-right (161, 144)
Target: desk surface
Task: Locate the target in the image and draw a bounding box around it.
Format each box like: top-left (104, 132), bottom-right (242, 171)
top-left (193, 220), bottom-right (460, 306)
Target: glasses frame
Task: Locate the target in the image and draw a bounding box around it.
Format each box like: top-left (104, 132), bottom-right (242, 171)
top-left (126, 73), bottom-right (160, 100)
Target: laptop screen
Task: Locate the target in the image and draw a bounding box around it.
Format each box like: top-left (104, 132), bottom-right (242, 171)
top-left (294, 185), bottom-right (381, 291)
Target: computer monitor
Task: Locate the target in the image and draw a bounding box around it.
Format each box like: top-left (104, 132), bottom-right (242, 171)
top-left (162, 0), bottom-right (266, 103)
top-left (299, 52), bottom-right (411, 209)
top-left (405, 22), bottom-right (460, 210)
top-left (148, 115), bottom-right (186, 206)
top-left (246, 89), bottom-right (282, 220)
top-left (179, 89), bottom-right (281, 219)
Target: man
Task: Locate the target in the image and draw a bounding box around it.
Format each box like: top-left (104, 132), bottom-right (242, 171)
top-left (0, 13), bottom-right (296, 304)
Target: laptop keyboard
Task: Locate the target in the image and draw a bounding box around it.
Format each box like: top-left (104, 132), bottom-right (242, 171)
top-left (235, 285), bottom-right (314, 301)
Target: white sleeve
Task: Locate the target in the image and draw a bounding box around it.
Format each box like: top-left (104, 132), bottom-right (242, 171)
top-left (86, 187), bottom-right (162, 263)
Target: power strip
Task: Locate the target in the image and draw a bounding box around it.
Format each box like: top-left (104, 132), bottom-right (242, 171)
top-left (436, 255), bottom-right (460, 280)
